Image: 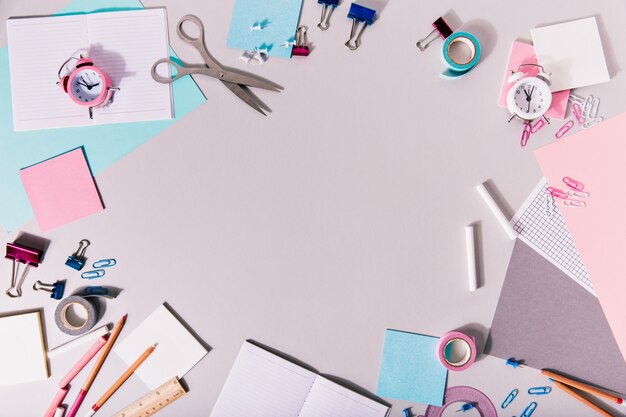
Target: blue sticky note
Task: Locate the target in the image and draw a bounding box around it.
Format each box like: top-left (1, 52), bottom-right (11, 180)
top-left (0, 0), bottom-right (206, 233)
top-left (226, 0), bottom-right (304, 58)
top-left (376, 329), bottom-right (448, 406)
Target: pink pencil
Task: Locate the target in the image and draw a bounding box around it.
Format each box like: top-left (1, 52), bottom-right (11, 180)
top-left (58, 336), bottom-right (108, 388)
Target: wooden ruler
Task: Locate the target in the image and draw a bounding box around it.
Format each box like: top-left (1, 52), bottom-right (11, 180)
top-left (111, 377), bottom-right (187, 417)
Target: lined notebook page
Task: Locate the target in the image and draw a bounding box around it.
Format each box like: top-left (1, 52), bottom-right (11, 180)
top-left (7, 9), bottom-right (172, 131)
top-left (299, 377), bottom-right (390, 417)
top-left (210, 342), bottom-right (318, 417)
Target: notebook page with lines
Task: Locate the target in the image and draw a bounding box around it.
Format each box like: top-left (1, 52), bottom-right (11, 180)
top-left (510, 178), bottom-right (594, 295)
top-left (7, 9), bottom-right (171, 131)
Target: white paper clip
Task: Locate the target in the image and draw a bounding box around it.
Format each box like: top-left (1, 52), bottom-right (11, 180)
top-left (568, 94), bottom-right (585, 105)
top-left (582, 95), bottom-right (593, 120)
top-left (567, 190), bottom-right (589, 199)
top-left (589, 97), bottom-right (600, 120)
top-left (582, 117), bottom-right (603, 129)
top-left (563, 199), bottom-right (586, 208)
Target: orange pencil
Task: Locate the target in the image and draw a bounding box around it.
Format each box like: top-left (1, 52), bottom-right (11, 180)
top-left (85, 344), bottom-right (157, 416)
top-left (541, 370), bottom-right (625, 405)
top-left (553, 380), bottom-right (613, 417)
top-left (65, 314), bottom-right (127, 417)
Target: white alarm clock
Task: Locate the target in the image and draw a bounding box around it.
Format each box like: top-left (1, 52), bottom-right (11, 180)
top-left (506, 64), bottom-right (552, 123)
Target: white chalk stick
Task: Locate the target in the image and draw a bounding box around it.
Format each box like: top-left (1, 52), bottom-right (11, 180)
top-left (476, 182), bottom-right (517, 240)
top-left (47, 324), bottom-right (110, 359)
top-left (465, 225), bottom-right (478, 292)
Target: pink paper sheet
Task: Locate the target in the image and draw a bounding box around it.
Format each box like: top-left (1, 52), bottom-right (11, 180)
top-left (20, 148), bottom-right (104, 231)
top-left (535, 112), bottom-right (626, 362)
top-left (498, 40), bottom-right (569, 120)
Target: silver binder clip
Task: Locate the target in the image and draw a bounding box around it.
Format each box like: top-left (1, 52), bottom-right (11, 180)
top-left (345, 3), bottom-right (376, 50)
top-left (317, 0), bottom-right (339, 31)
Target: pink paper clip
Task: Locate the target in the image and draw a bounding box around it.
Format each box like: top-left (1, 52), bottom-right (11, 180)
top-left (572, 103), bottom-right (585, 125)
top-left (546, 186), bottom-right (567, 199)
top-left (531, 118), bottom-right (546, 134)
top-left (564, 199), bottom-right (586, 208)
top-left (520, 122), bottom-right (531, 147)
top-left (563, 177), bottom-right (584, 191)
top-left (555, 120), bottom-right (574, 139)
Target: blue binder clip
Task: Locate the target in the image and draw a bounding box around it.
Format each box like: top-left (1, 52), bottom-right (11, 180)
top-left (82, 286), bottom-right (110, 297)
top-left (402, 408), bottom-right (412, 417)
top-left (33, 280), bottom-right (66, 300)
top-left (65, 239), bottom-right (90, 271)
top-left (345, 3), bottom-right (376, 50)
top-left (317, 0), bottom-right (339, 31)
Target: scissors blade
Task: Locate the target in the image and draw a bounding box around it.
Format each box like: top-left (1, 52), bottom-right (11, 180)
top-left (219, 71), bottom-right (282, 91)
top-left (220, 80), bottom-right (266, 116)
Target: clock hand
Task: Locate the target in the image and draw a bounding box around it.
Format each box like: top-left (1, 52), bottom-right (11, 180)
top-left (524, 88), bottom-right (531, 101)
top-left (77, 81), bottom-right (89, 87)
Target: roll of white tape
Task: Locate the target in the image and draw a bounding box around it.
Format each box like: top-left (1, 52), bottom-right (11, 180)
top-left (54, 296), bottom-right (98, 336)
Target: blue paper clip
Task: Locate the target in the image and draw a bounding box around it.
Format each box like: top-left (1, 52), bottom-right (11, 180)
top-left (521, 402), bottom-right (537, 417)
top-left (81, 269), bottom-right (105, 280)
top-left (345, 3), bottom-right (376, 50)
top-left (506, 358), bottom-right (523, 368)
top-left (528, 386), bottom-right (551, 395)
top-left (457, 403), bottom-right (474, 412)
top-left (402, 408), bottom-right (412, 417)
top-left (501, 388), bottom-right (518, 409)
top-left (65, 239), bottom-right (89, 271)
top-left (93, 259), bottom-right (116, 268)
top-left (33, 280), bottom-right (65, 300)
top-left (317, 0), bottom-right (339, 30)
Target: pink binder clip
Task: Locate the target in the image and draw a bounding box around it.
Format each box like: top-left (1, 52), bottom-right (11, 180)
top-left (555, 120), bottom-right (574, 139)
top-left (572, 103), bottom-right (585, 125)
top-left (563, 177), bottom-right (584, 191)
top-left (5, 242), bottom-right (43, 298)
top-left (520, 122), bottom-right (531, 147)
top-left (530, 118), bottom-right (546, 134)
top-left (291, 26), bottom-right (310, 57)
top-left (546, 186), bottom-right (567, 200)
top-left (563, 199), bottom-right (586, 208)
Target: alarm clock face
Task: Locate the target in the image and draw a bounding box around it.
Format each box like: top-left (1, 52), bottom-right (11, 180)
top-left (69, 68), bottom-right (105, 105)
top-left (507, 77), bottom-right (552, 120)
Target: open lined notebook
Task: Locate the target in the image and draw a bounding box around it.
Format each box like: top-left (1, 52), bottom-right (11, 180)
top-left (211, 341), bottom-right (390, 417)
top-left (6, 9), bottom-right (172, 131)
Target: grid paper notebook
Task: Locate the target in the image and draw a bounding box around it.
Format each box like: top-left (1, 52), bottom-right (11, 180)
top-left (511, 178), bottom-right (593, 295)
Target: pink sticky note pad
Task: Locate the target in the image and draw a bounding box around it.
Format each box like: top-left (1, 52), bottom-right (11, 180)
top-left (498, 40), bottom-right (569, 120)
top-left (20, 148), bottom-right (104, 231)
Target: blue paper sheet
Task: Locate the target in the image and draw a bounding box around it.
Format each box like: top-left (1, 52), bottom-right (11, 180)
top-left (376, 329), bottom-right (448, 406)
top-left (226, 0), bottom-right (303, 59)
top-left (0, 0), bottom-right (206, 233)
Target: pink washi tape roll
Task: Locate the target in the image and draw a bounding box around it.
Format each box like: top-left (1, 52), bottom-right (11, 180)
top-left (436, 331), bottom-right (477, 371)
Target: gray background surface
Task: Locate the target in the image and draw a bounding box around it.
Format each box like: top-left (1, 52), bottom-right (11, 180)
top-left (1, 1), bottom-right (624, 416)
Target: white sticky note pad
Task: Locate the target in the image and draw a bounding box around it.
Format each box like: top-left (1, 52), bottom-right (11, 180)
top-left (531, 17), bottom-right (610, 92)
top-left (114, 304), bottom-right (208, 389)
top-left (0, 311), bottom-right (49, 387)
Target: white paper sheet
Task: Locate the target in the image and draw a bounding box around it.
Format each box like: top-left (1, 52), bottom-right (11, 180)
top-left (6, 9), bottom-right (172, 131)
top-left (300, 377), bottom-right (390, 417)
top-left (0, 311), bottom-right (49, 387)
top-left (531, 17), bottom-right (610, 92)
top-left (114, 304), bottom-right (208, 390)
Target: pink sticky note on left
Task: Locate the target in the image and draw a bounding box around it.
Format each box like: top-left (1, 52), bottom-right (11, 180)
top-left (498, 40), bottom-right (569, 120)
top-left (20, 148), bottom-right (104, 231)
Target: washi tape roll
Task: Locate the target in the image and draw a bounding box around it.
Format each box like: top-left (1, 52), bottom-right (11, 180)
top-left (419, 386), bottom-right (498, 417)
top-left (436, 331), bottom-right (477, 371)
top-left (440, 31), bottom-right (480, 79)
top-left (54, 296), bottom-right (98, 336)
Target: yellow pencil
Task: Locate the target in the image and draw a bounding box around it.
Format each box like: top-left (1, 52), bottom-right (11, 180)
top-left (65, 314), bottom-right (127, 417)
top-left (553, 380), bottom-right (614, 417)
top-left (541, 370), bottom-right (625, 405)
top-left (85, 344), bottom-right (157, 417)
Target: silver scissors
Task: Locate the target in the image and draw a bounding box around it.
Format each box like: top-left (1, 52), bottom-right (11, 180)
top-left (151, 15), bottom-right (282, 116)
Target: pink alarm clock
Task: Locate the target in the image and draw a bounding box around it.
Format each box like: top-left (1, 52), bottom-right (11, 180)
top-left (58, 57), bottom-right (117, 118)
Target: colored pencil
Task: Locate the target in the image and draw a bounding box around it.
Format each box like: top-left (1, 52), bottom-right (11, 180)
top-left (553, 380), bottom-right (613, 417)
top-left (541, 370), bottom-right (624, 405)
top-left (65, 315), bottom-right (127, 417)
top-left (84, 344), bottom-right (157, 417)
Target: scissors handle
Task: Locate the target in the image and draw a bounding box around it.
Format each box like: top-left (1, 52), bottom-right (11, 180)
top-left (176, 15), bottom-right (218, 69)
top-left (151, 58), bottom-right (191, 84)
